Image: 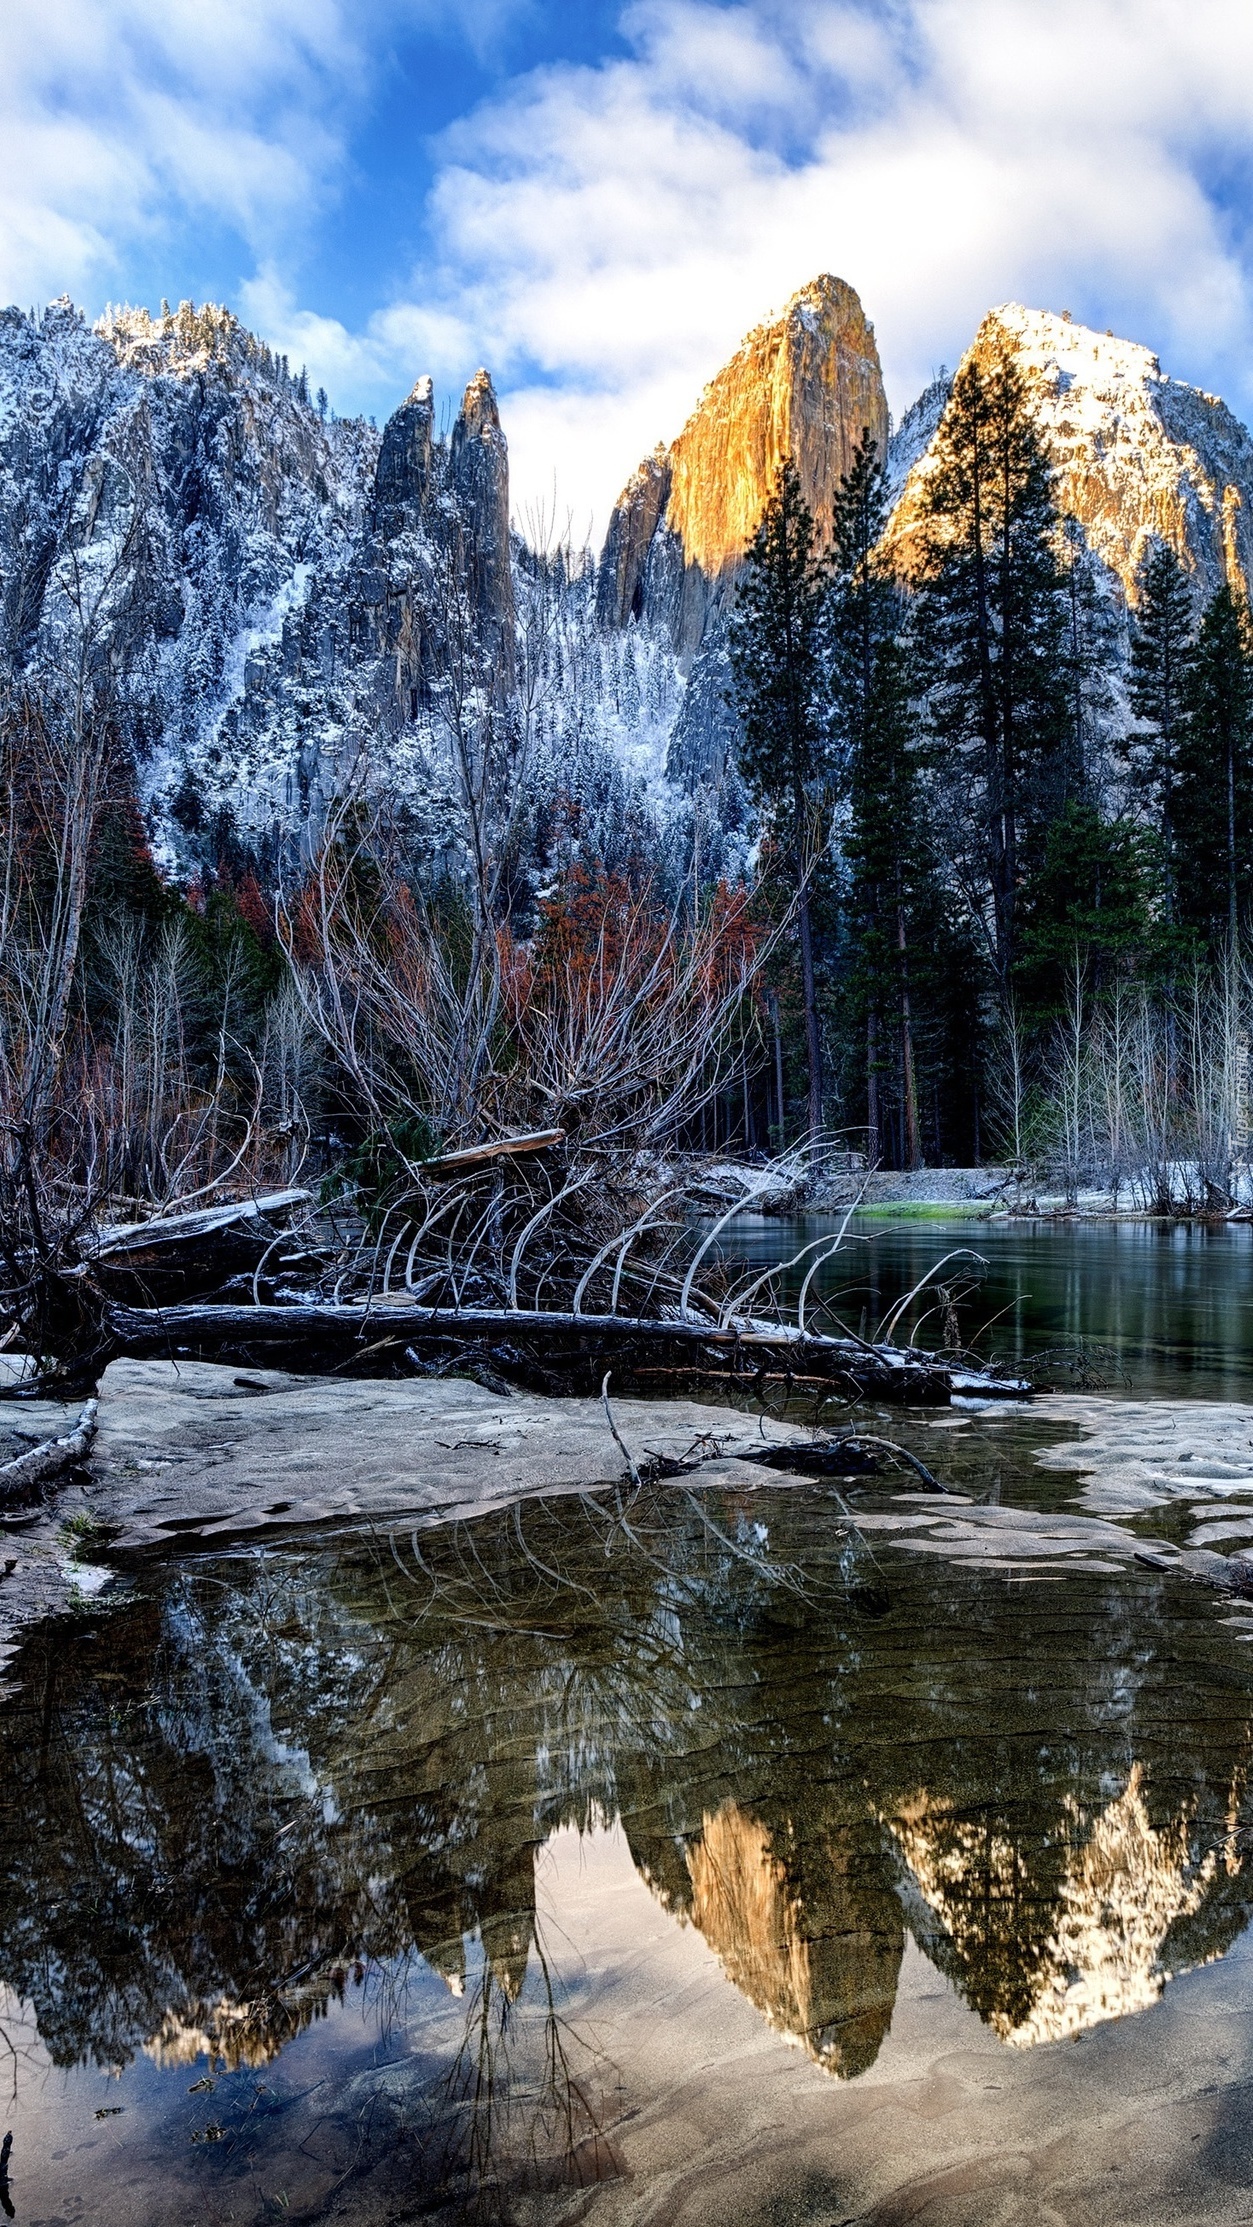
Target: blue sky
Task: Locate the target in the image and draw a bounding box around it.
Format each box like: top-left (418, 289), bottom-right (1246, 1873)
top-left (6, 1), bottom-right (1253, 537)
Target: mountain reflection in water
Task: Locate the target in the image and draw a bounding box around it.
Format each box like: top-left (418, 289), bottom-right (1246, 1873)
top-left (2, 1478), bottom-right (1253, 2212)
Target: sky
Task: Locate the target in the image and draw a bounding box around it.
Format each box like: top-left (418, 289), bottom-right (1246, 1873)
top-left (7, 0), bottom-right (1253, 542)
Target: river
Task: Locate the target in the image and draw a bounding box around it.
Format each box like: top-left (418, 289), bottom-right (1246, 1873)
top-left (719, 1208), bottom-right (1253, 1395)
top-left (3, 1220), bottom-right (1253, 2224)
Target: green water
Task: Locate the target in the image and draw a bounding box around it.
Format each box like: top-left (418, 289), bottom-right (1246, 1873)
top-left (718, 1210), bottom-right (1253, 1395)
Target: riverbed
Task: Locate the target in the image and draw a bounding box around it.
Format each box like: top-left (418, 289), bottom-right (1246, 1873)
top-left (5, 1221), bottom-right (1253, 2224)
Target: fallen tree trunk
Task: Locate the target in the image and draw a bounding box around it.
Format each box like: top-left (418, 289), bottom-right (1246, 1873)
top-left (0, 1399), bottom-right (98, 1502)
top-left (99, 1298), bottom-right (1028, 1401)
top-left (421, 1131), bottom-right (566, 1176)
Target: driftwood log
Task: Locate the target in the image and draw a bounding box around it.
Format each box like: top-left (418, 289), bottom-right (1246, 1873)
top-left (77, 1190), bottom-right (313, 1305)
top-left (421, 1130), bottom-right (566, 1176)
top-left (0, 1399), bottom-right (98, 1503)
top-left (99, 1298), bottom-right (1028, 1401)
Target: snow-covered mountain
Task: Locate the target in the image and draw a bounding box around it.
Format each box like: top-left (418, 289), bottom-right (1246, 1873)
top-left (1, 299), bottom-right (375, 866)
top-left (9, 284), bottom-right (1253, 888)
top-left (1, 295), bottom-right (672, 882)
top-left (887, 303), bottom-right (1253, 606)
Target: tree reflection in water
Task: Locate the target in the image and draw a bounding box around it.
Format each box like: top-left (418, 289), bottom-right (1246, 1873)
top-left (0, 1476), bottom-right (1252, 2214)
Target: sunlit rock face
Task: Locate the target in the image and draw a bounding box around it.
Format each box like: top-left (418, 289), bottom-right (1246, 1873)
top-left (600, 275), bottom-right (889, 660)
top-left (676, 1800), bottom-right (903, 2077)
top-left (891, 1761), bottom-right (1240, 2047)
top-left (887, 305), bottom-right (1253, 605)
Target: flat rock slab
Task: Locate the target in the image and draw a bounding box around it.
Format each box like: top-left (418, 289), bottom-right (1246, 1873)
top-left (86, 1359), bottom-right (817, 1550)
top-left (1034, 1397), bottom-right (1253, 1521)
top-left (850, 1496), bottom-right (1162, 1581)
top-left (0, 1355), bottom-right (78, 1466)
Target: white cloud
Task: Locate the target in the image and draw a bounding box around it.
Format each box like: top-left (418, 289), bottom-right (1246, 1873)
top-left (8, 0), bottom-right (1253, 546)
top-left (237, 268), bottom-right (477, 419)
top-left (0, 0), bottom-right (530, 306)
top-left (391, 0), bottom-right (1253, 537)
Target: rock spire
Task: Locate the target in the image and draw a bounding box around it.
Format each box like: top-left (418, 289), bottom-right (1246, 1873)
top-left (451, 368), bottom-right (514, 656)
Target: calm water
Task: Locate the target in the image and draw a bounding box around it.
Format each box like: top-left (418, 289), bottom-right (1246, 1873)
top-left (720, 1210), bottom-right (1253, 1396)
top-left (8, 1224), bottom-right (1253, 2223)
top-left (4, 1463), bottom-right (1253, 2226)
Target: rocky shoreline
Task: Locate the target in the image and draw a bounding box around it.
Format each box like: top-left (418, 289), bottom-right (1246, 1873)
top-left (699, 1160), bottom-right (1253, 1220)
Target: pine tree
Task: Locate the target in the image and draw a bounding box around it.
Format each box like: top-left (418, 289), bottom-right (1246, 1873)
top-left (1124, 540), bottom-right (1197, 921)
top-left (729, 458), bottom-right (832, 1140)
top-left (912, 336), bottom-right (1070, 1004)
top-left (1175, 583), bottom-right (1253, 952)
top-left (829, 431), bottom-right (925, 1168)
top-left (1058, 516), bottom-right (1116, 802)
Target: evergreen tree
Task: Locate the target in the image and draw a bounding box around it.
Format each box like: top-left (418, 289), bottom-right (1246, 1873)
top-left (1124, 539), bottom-right (1196, 920)
top-left (1016, 801), bottom-right (1162, 1028)
top-left (1058, 516), bottom-right (1116, 802)
top-left (912, 336), bottom-right (1071, 1004)
top-left (829, 431), bottom-right (925, 1167)
top-left (729, 458), bottom-right (832, 1139)
top-left (1175, 583), bottom-right (1253, 951)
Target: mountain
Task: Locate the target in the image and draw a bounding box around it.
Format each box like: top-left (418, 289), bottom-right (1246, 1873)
top-left (10, 281), bottom-right (1253, 889)
top-left (592, 274), bottom-right (887, 799)
top-left (599, 275), bottom-right (888, 661)
top-left (887, 303), bottom-right (1253, 607)
top-left (0, 297), bottom-right (537, 876)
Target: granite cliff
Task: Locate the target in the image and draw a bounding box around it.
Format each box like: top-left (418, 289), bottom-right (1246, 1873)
top-left (599, 274), bottom-right (888, 662)
top-left (11, 279), bottom-right (1253, 882)
top-left (0, 299), bottom-right (530, 873)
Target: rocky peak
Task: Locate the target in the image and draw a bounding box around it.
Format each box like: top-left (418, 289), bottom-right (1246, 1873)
top-left (453, 368), bottom-right (503, 453)
top-left (597, 446), bottom-right (671, 630)
top-left (450, 369), bottom-right (514, 654)
top-left (887, 304), bottom-right (1253, 605)
top-left (600, 274), bottom-right (888, 658)
top-left (98, 300), bottom-right (290, 393)
top-left (373, 374), bottom-right (434, 529)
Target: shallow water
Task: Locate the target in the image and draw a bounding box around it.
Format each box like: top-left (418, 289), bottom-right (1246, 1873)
top-left (720, 1209), bottom-right (1253, 1396)
top-left (6, 1458), bottom-right (1253, 2225)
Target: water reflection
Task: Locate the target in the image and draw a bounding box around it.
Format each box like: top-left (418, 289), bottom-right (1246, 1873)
top-left (718, 1213), bottom-right (1253, 1394)
top-left (2, 1484), bottom-right (1252, 2209)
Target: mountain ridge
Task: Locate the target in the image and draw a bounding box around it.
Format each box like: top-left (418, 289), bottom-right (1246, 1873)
top-left (7, 281), bottom-right (1253, 879)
